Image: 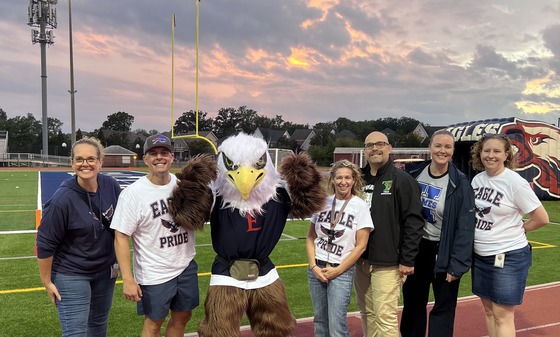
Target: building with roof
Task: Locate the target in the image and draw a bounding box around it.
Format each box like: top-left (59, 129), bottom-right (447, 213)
top-left (253, 128), bottom-right (290, 148)
top-left (103, 145), bottom-right (138, 167)
top-left (290, 129), bottom-right (316, 152)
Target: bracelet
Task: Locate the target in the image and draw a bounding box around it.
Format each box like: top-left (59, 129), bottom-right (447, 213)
top-left (311, 264), bottom-right (318, 271)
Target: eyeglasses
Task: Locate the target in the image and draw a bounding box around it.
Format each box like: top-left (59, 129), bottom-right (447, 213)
top-left (482, 133), bottom-right (508, 139)
top-left (364, 142), bottom-right (389, 149)
top-left (73, 157), bottom-right (98, 165)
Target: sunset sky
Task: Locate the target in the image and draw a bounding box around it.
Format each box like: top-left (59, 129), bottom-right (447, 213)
top-left (1, 0), bottom-right (560, 134)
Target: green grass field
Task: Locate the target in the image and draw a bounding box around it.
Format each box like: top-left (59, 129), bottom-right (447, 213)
top-left (0, 170), bottom-right (559, 336)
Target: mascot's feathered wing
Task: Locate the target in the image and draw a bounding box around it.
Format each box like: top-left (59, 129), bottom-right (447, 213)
top-left (170, 133), bottom-right (326, 337)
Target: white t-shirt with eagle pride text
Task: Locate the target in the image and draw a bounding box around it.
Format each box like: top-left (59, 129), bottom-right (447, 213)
top-left (311, 195), bottom-right (374, 264)
top-left (471, 168), bottom-right (541, 256)
top-left (111, 175), bottom-right (196, 285)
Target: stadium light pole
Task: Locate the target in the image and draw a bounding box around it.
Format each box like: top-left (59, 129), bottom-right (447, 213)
top-left (68, 0), bottom-right (76, 147)
top-left (28, 0), bottom-right (57, 160)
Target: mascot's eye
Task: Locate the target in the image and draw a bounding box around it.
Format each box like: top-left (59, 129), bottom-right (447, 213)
top-left (222, 154), bottom-right (239, 170)
top-left (529, 134), bottom-right (549, 146)
top-left (254, 154), bottom-right (267, 169)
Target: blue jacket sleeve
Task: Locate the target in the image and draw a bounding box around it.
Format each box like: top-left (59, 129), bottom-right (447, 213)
top-left (448, 176), bottom-right (475, 277)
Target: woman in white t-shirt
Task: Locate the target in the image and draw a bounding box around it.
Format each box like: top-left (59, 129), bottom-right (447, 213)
top-left (470, 133), bottom-right (549, 337)
top-left (306, 160), bottom-right (374, 337)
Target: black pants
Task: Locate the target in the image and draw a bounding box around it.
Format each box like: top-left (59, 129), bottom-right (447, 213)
top-left (400, 238), bottom-right (461, 337)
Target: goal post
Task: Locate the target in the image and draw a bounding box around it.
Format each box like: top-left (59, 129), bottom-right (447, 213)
top-left (268, 148), bottom-right (294, 168)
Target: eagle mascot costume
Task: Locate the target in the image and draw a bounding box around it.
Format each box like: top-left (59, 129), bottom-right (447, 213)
top-left (169, 133), bottom-right (327, 337)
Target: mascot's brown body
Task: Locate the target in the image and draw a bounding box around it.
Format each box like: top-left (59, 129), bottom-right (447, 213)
top-left (170, 133), bottom-right (326, 337)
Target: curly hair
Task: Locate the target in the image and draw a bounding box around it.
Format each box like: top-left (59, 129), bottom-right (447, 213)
top-left (470, 134), bottom-right (516, 171)
top-left (71, 136), bottom-right (105, 160)
top-left (326, 159), bottom-right (365, 198)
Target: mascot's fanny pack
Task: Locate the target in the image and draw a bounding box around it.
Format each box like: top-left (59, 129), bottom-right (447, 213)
top-left (230, 259), bottom-right (260, 281)
top-left (217, 256), bottom-right (260, 281)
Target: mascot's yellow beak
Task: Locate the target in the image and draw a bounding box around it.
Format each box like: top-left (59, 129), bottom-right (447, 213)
top-left (228, 166), bottom-right (266, 200)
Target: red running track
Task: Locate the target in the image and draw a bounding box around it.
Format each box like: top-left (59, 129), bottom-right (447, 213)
top-left (186, 282), bottom-right (560, 337)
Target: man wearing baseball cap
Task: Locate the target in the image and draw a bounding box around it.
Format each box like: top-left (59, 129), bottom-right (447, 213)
top-left (111, 134), bottom-right (199, 336)
top-left (143, 134), bottom-right (175, 155)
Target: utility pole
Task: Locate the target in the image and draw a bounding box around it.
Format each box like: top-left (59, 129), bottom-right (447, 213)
top-left (68, 0), bottom-right (76, 146)
top-left (28, 0), bottom-right (57, 159)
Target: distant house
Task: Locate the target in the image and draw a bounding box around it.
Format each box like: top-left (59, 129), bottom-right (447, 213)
top-left (380, 128), bottom-right (395, 138)
top-left (412, 123), bottom-right (447, 143)
top-left (253, 128), bottom-right (290, 147)
top-left (290, 129), bottom-right (316, 152)
top-left (166, 130), bottom-right (218, 159)
top-left (166, 136), bottom-right (189, 160)
top-left (103, 145), bottom-right (138, 167)
top-left (334, 129), bottom-right (357, 141)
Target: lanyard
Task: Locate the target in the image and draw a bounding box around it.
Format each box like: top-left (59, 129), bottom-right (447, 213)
top-left (330, 196), bottom-right (350, 230)
top-left (326, 196), bottom-right (350, 257)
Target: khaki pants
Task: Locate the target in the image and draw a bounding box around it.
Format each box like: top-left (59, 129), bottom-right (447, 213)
top-left (354, 258), bottom-right (401, 337)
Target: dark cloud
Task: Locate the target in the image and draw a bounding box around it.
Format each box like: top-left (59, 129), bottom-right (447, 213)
top-left (407, 47), bottom-right (453, 66)
top-left (469, 44), bottom-right (521, 79)
top-left (2, 0), bottom-right (559, 133)
top-left (333, 3), bottom-right (383, 36)
top-left (542, 24), bottom-right (560, 72)
top-left (200, 0), bottom-right (321, 57)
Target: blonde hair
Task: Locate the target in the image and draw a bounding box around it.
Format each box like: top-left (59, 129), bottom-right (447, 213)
top-left (326, 160), bottom-right (365, 198)
top-left (470, 134), bottom-right (516, 171)
top-left (429, 129), bottom-right (455, 146)
top-left (71, 136), bottom-right (105, 159)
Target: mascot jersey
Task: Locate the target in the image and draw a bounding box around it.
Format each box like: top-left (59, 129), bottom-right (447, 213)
top-left (110, 175), bottom-right (196, 285)
top-left (209, 187), bottom-right (291, 289)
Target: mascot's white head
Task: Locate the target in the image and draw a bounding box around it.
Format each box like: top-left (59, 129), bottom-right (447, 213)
top-left (214, 133), bottom-right (281, 215)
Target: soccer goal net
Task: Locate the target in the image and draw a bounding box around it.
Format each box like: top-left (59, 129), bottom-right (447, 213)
top-left (268, 148), bottom-right (294, 168)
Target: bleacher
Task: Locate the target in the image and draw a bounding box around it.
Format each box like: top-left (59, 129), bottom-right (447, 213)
top-left (0, 132), bottom-right (71, 167)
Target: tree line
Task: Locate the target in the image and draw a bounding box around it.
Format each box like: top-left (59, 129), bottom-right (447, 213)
top-left (0, 106), bottom-right (426, 165)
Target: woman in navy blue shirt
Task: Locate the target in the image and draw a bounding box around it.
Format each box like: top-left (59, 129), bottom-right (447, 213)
top-left (37, 137), bottom-right (121, 337)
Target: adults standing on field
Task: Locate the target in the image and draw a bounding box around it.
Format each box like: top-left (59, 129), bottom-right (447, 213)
top-left (306, 159), bottom-right (374, 337)
top-left (401, 129), bottom-right (476, 337)
top-left (354, 131), bottom-right (424, 337)
top-left (111, 134), bottom-right (199, 337)
top-left (36, 136), bottom-right (121, 337)
top-left (470, 133), bottom-right (549, 337)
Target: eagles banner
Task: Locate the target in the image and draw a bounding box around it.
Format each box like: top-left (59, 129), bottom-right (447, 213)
top-left (447, 117), bottom-right (560, 200)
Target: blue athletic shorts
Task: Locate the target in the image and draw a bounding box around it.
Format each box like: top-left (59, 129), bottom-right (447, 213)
top-left (472, 245), bottom-right (532, 306)
top-left (137, 260), bottom-right (199, 320)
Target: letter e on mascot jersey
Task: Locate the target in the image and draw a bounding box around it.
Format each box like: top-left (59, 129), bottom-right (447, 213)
top-left (169, 133), bottom-right (327, 337)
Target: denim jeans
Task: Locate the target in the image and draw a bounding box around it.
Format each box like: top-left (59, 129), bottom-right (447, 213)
top-left (52, 270), bottom-right (116, 337)
top-left (308, 265), bottom-right (355, 337)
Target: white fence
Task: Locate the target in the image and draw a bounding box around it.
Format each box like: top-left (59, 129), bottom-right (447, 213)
top-left (0, 153), bottom-right (71, 167)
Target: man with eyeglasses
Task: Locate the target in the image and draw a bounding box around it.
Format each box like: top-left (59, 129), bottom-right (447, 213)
top-left (111, 134), bottom-right (199, 337)
top-left (354, 131), bottom-right (424, 337)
